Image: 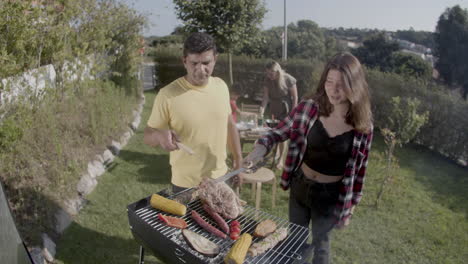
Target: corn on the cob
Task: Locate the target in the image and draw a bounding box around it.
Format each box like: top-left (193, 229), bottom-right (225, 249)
top-left (150, 194), bottom-right (186, 216)
top-left (224, 233), bottom-right (252, 264)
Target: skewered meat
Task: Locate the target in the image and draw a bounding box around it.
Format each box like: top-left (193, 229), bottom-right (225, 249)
top-left (253, 219), bottom-right (277, 237)
top-left (197, 178), bottom-right (245, 219)
top-left (248, 227), bottom-right (288, 257)
top-left (182, 229), bottom-right (220, 257)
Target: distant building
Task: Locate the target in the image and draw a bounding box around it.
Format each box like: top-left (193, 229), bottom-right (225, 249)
top-left (337, 39), bottom-right (361, 49)
top-left (346, 41), bottom-right (360, 48)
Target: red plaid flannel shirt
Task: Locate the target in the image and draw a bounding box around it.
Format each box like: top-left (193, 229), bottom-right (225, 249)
top-left (257, 99), bottom-right (373, 226)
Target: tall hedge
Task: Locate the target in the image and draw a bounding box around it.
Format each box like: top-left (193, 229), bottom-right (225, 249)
top-left (153, 49), bottom-right (468, 163)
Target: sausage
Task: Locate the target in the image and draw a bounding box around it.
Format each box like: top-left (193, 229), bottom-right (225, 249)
top-left (191, 210), bottom-right (227, 239)
top-left (202, 203), bottom-right (230, 234)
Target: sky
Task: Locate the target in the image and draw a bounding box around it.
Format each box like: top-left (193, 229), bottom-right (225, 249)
top-left (122, 0), bottom-right (468, 37)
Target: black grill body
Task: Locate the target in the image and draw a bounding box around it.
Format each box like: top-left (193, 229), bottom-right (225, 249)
top-left (127, 192), bottom-right (309, 264)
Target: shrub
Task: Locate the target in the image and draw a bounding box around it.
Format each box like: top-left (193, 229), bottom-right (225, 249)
top-left (0, 0), bottom-right (146, 245)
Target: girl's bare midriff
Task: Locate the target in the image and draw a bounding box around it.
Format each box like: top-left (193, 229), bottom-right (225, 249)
top-left (301, 163), bottom-right (344, 183)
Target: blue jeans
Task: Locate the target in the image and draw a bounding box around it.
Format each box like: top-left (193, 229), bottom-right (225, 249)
top-left (289, 169), bottom-right (339, 264)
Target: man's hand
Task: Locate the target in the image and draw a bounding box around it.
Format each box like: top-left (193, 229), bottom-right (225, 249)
top-left (144, 127), bottom-right (180, 151)
top-left (158, 130), bottom-right (180, 151)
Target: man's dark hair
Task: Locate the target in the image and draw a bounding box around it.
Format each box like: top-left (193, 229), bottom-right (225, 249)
top-left (183, 32), bottom-right (217, 57)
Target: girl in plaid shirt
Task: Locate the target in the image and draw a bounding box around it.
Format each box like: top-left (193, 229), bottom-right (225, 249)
top-left (244, 53), bottom-right (373, 264)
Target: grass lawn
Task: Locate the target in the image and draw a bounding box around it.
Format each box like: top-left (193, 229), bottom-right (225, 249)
top-left (55, 90), bottom-right (468, 264)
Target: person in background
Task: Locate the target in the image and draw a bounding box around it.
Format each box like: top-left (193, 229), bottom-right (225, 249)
top-left (143, 32), bottom-right (243, 194)
top-left (229, 83), bottom-right (257, 123)
top-left (260, 60), bottom-right (298, 120)
top-left (244, 53), bottom-right (373, 264)
top-left (260, 61), bottom-right (298, 168)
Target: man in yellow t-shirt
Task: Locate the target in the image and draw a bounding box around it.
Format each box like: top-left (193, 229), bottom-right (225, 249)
top-left (143, 32), bottom-right (243, 192)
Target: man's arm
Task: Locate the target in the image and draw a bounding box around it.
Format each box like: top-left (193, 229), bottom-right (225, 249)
top-left (144, 126), bottom-right (178, 151)
top-left (289, 84), bottom-right (298, 109)
top-left (227, 115), bottom-right (243, 169)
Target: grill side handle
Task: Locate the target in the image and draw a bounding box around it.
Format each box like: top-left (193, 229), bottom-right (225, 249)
top-left (129, 196), bottom-right (151, 211)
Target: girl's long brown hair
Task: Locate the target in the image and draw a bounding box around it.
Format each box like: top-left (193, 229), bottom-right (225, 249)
top-left (309, 52), bottom-right (373, 133)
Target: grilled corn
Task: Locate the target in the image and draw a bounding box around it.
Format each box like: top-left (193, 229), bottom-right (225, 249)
top-left (224, 233), bottom-right (252, 264)
top-left (150, 194), bottom-right (186, 216)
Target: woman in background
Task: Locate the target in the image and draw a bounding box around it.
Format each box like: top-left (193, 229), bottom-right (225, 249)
top-left (261, 61), bottom-right (298, 168)
top-left (244, 52), bottom-right (373, 264)
top-left (260, 60), bottom-right (298, 120)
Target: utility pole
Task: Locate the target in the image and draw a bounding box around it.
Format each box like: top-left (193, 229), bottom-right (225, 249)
top-left (282, 0), bottom-right (287, 61)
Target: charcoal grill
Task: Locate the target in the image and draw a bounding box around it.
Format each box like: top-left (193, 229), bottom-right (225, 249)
top-left (127, 191), bottom-right (309, 264)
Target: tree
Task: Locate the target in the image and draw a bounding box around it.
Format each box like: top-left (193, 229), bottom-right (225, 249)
top-left (395, 28), bottom-right (435, 50)
top-left (434, 5), bottom-right (468, 99)
top-left (254, 26), bottom-right (286, 59)
top-left (353, 33), bottom-right (400, 71)
top-left (389, 52), bottom-right (432, 80)
top-left (287, 20), bottom-right (326, 61)
top-left (253, 20), bottom-right (331, 61)
top-left (173, 0), bottom-right (267, 84)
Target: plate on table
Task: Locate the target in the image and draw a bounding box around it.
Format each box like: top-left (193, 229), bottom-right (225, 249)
top-left (265, 119), bottom-right (280, 128)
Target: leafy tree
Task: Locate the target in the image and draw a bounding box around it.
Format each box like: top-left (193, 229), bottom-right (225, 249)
top-left (0, 0), bottom-right (147, 92)
top-left (254, 26), bottom-right (285, 59)
top-left (353, 33), bottom-right (400, 71)
top-left (375, 97), bottom-right (428, 207)
top-left (150, 35), bottom-right (183, 47)
top-left (324, 35), bottom-right (346, 60)
top-left (173, 0), bottom-right (267, 84)
top-left (434, 5), bottom-right (468, 99)
top-left (252, 20), bottom-right (332, 61)
top-left (171, 25), bottom-right (187, 36)
top-left (389, 52), bottom-right (432, 80)
top-left (287, 20), bottom-right (326, 61)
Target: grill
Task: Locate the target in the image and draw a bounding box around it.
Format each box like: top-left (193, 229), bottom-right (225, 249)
top-left (127, 191), bottom-right (309, 264)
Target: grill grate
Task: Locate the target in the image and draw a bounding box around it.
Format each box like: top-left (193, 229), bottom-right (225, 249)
top-left (132, 197), bottom-right (309, 264)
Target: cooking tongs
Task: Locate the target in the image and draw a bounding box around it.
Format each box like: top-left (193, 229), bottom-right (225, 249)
top-left (169, 159), bottom-right (268, 199)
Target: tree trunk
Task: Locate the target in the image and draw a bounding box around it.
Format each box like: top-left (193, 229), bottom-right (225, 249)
top-left (228, 52), bottom-right (233, 85)
top-left (375, 139), bottom-right (396, 208)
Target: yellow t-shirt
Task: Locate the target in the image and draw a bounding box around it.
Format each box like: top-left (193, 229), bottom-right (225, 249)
top-left (147, 76), bottom-right (231, 188)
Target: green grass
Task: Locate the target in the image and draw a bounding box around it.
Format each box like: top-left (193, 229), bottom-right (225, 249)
top-left (55, 90), bottom-right (468, 264)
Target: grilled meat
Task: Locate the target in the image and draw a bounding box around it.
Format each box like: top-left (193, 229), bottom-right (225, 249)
top-left (248, 227), bottom-right (288, 257)
top-left (253, 219), bottom-right (277, 237)
top-left (197, 178), bottom-right (245, 219)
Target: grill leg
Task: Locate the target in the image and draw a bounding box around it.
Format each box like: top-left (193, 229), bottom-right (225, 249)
top-left (138, 246), bottom-right (145, 264)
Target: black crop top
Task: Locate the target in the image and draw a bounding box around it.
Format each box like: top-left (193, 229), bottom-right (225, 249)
top-left (303, 119), bottom-right (354, 176)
